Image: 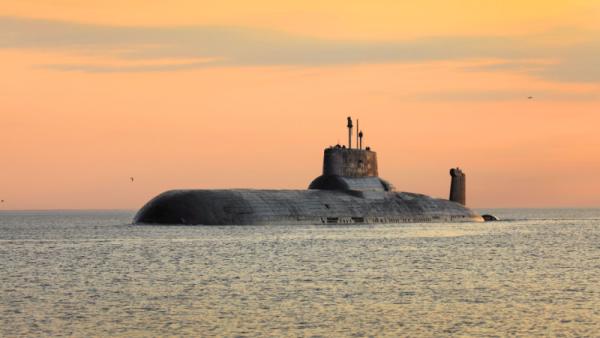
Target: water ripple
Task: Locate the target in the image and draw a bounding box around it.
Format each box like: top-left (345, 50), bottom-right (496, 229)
top-left (1, 209), bottom-right (600, 336)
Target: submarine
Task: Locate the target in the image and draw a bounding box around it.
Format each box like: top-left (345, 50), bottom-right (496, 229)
top-left (134, 117), bottom-right (484, 225)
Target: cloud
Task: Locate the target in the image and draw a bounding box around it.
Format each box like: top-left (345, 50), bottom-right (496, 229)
top-left (409, 89), bottom-right (600, 102)
top-left (462, 60), bottom-right (551, 73)
top-left (1, 16), bottom-right (600, 83)
top-left (0, 16), bottom-right (530, 64)
top-left (535, 45), bottom-right (600, 83)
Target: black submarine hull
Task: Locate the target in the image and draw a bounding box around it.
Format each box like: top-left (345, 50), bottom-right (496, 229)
top-left (134, 189), bottom-right (483, 225)
top-left (134, 118), bottom-right (484, 225)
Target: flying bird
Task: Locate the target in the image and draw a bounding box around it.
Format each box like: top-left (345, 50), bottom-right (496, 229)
top-left (528, 96), bottom-right (534, 99)
top-left (130, 177), bottom-right (134, 182)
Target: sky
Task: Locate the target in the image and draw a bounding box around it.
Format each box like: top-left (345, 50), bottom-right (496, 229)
top-left (1, 0), bottom-right (599, 209)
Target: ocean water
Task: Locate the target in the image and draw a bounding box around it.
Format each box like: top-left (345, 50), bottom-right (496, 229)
top-left (1, 209), bottom-right (600, 337)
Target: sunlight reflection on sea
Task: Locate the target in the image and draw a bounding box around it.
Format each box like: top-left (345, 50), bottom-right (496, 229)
top-left (1, 209), bottom-right (600, 336)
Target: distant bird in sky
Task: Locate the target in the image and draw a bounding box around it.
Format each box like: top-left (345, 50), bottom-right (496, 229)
top-left (130, 177), bottom-right (134, 182)
top-left (1, 200), bottom-right (3, 203)
top-left (528, 96), bottom-right (534, 99)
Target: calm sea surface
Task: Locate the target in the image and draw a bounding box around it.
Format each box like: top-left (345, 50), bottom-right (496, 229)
top-left (2, 209), bottom-right (600, 337)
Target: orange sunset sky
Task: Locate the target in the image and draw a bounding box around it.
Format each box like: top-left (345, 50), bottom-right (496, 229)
top-left (1, 1), bottom-right (599, 209)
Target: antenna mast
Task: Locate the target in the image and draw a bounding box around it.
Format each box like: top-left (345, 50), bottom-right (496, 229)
top-left (347, 116), bottom-right (353, 149)
top-left (356, 119), bottom-right (359, 149)
top-left (359, 130), bottom-right (363, 150)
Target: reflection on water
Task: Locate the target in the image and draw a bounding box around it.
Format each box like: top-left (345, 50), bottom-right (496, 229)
top-left (1, 209), bottom-right (600, 336)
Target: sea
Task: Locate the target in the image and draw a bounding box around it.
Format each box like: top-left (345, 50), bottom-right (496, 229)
top-left (1, 208), bottom-right (600, 337)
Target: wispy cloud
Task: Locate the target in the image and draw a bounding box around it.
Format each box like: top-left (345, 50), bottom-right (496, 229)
top-left (2, 16), bottom-right (600, 83)
top-left (409, 89), bottom-right (600, 102)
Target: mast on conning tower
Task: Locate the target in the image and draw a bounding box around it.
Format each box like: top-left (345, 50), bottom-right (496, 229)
top-left (356, 119), bottom-right (359, 149)
top-left (347, 117), bottom-right (353, 149)
top-left (359, 130), bottom-right (363, 150)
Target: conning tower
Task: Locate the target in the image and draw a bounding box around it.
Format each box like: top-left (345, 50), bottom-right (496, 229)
top-left (309, 117), bottom-right (393, 192)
